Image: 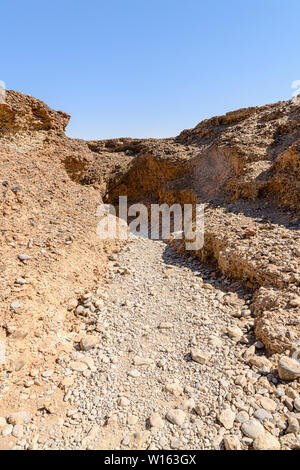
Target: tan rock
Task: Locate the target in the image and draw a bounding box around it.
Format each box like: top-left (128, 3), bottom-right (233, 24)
top-left (227, 326), bottom-right (243, 341)
top-left (69, 360), bottom-right (88, 372)
top-left (149, 412), bottom-right (164, 428)
top-left (287, 418), bottom-right (299, 434)
top-left (243, 344), bottom-right (256, 361)
top-left (118, 397), bottom-right (130, 407)
top-left (158, 322), bottom-right (173, 330)
top-left (280, 433), bottom-right (300, 450)
top-left (166, 409), bottom-right (186, 426)
top-left (79, 335), bottom-right (99, 351)
top-left (224, 435), bottom-right (241, 450)
top-left (253, 432), bottom-right (281, 450)
top-left (12, 424), bottom-right (24, 439)
top-left (0, 417), bottom-right (7, 428)
top-left (249, 355), bottom-right (272, 370)
top-left (165, 381), bottom-right (184, 396)
top-left (61, 377), bottom-right (74, 388)
top-left (127, 414), bottom-right (138, 425)
top-left (259, 396), bottom-right (277, 412)
top-left (278, 356), bottom-right (300, 381)
top-left (191, 349), bottom-right (211, 364)
top-left (8, 411), bottom-right (31, 426)
top-left (294, 397), bottom-right (300, 411)
top-left (218, 408), bottom-right (236, 430)
top-left (133, 356), bottom-right (153, 366)
top-left (80, 356), bottom-right (95, 369)
top-left (181, 398), bottom-right (195, 411)
top-left (290, 296), bottom-right (300, 308)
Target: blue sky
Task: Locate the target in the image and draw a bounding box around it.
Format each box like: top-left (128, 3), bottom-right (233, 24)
top-left (1, 0), bottom-right (300, 139)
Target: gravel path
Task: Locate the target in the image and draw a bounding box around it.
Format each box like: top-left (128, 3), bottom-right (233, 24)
top-left (16, 235), bottom-right (298, 450)
top-left (42, 235), bottom-right (265, 450)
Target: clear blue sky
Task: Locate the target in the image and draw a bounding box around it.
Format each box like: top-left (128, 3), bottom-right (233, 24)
top-left (2, 0), bottom-right (300, 139)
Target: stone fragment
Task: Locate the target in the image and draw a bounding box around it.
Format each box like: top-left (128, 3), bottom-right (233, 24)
top-left (241, 419), bottom-right (265, 439)
top-left (127, 369), bottom-right (140, 378)
top-left (243, 345), bottom-right (255, 361)
top-left (287, 418), bottom-right (299, 434)
top-left (79, 335), bottom-right (99, 351)
top-left (278, 356), bottom-right (300, 381)
top-left (181, 398), bottom-right (195, 411)
top-left (249, 356), bottom-right (272, 370)
top-left (69, 361), bottom-right (88, 372)
top-left (2, 424), bottom-right (13, 437)
top-left (165, 381), bottom-right (184, 396)
top-left (133, 430), bottom-right (150, 446)
top-left (149, 412), bottom-right (164, 428)
top-left (133, 356), bottom-right (153, 366)
top-left (12, 424), bottom-right (24, 438)
top-left (10, 302), bottom-right (22, 310)
top-left (8, 411), bottom-right (31, 425)
top-left (259, 396), bottom-right (277, 412)
top-left (170, 438), bottom-right (182, 449)
top-left (227, 326), bottom-right (243, 341)
top-left (280, 434), bottom-right (300, 450)
top-left (41, 369), bottom-right (54, 378)
top-left (0, 417), bottom-right (6, 428)
top-left (18, 254), bottom-right (31, 262)
top-left (118, 397), bottom-right (130, 407)
top-left (127, 415), bottom-right (138, 425)
top-left (253, 432), bottom-right (281, 450)
top-left (294, 397), bottom-right (300, 411)
top-left (191, 349), bottom-right (211, 364)
top-left (166, 409), bottom-right (186, 426)
top-left (218, 408), bottom-right (236, 430)
top-left (224, 435), bottom-right (241, 450)
top-left (290, 296), bottom-right (300, 308)
top-left (208, 336), bottom-right (222, 348)
top-left (158, 322), bottom-right (173, 330)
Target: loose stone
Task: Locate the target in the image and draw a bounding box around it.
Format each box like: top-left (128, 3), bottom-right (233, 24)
top-left (191, 349), bottom-right (211, 365)
top-left (166, 409), bottom-right (186, 426)
top-left (241, 419), bottom-right (265, 439)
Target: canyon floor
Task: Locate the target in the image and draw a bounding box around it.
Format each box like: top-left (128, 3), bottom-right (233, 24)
top-left (0, 233), bottom-right (299, 450)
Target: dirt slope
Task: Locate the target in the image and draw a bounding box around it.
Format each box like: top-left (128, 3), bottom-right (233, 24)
top-left (0, 91), bottom-right (122, 444)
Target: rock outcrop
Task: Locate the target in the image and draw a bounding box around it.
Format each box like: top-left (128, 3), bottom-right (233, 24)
top-left (0, 90), bottom-right (70, 133)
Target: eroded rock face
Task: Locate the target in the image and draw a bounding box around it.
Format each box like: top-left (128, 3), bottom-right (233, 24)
top-left (176, 98), bottom-right (300, 210)
top-left (267, 140), bottom-right (300, 212)
top-left (0, 90), bottom-right (70, 133)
